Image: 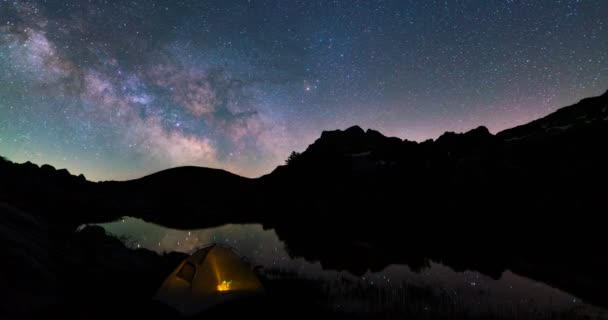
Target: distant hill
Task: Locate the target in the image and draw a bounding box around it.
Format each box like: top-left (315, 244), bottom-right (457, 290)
top-left (0, 158), bottom-right (256, 228)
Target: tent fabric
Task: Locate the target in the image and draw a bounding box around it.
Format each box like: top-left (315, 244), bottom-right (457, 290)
top-left (154, 244), bottom-right (264, 316)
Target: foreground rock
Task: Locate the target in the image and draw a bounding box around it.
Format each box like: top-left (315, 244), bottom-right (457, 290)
top-left (0, 203), bottom-right (185, 319)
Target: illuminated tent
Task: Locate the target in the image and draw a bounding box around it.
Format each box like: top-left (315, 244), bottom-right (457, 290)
top-left (154, 244), bottom-right (264, 316)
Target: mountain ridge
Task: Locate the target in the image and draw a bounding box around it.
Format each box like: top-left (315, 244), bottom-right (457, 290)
top-left (3, 89), bottom-right (606, 228)
top-left (3, 90), bottom-right (606, 183)
top-left (1, 90), bottom-right (608, 308)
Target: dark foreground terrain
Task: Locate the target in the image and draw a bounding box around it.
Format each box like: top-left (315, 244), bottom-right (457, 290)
top-left (1, 90), bottom-right (607, 319)
top-left (2, 205), bottom-right (605, 320)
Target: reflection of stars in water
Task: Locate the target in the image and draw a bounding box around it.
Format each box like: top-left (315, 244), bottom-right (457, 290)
top-left (96, 218), bottom-right (599, 315)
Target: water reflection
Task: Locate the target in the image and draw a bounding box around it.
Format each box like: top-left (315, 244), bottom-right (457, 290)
top-left (94, 217), bottom-right (603, 317)
top-left (95, 217), bottom-right (343, 278)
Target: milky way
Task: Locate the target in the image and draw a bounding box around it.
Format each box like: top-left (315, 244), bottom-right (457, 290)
top-left (1, 1), bottom-right (607, 180)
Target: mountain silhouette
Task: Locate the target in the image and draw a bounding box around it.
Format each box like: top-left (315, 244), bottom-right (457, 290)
top-left (1, 90), bottom-right (608, 308)
top-left (3, 89), bottom-right (606, 223)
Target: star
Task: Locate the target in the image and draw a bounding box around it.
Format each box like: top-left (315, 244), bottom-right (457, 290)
top-left (0, 0), bottom-right (606, 182)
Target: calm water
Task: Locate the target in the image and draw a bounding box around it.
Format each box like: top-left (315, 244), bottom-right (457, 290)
top-left (92, 217), bottom-right (606, 318)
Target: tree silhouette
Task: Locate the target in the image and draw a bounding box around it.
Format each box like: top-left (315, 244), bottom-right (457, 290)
top-left (286, 151), bottom-right (302, 166)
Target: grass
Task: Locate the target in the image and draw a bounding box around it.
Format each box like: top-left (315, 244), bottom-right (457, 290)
top-left (257, 268), bottom-right (607, 320)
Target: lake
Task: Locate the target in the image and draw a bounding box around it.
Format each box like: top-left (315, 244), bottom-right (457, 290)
top-left (91, 217), bottom-right (607, 318)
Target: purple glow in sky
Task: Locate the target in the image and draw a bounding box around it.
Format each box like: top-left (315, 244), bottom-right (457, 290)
top-left (1, 1), bottom-right (607, 180)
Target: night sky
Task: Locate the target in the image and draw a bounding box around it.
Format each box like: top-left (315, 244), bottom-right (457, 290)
top-left (1, 0), bottom-right (607, 181)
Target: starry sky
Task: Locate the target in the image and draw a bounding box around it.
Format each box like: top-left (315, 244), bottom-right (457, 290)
top-left (1, 0), bottom-right (607, 181)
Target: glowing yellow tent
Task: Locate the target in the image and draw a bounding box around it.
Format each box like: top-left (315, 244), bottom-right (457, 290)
top-left (154, 244), bottom-right (264, 316)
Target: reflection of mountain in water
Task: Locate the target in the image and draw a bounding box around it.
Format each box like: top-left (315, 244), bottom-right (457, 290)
top-left (94, 218), bottom-right (596, 317)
